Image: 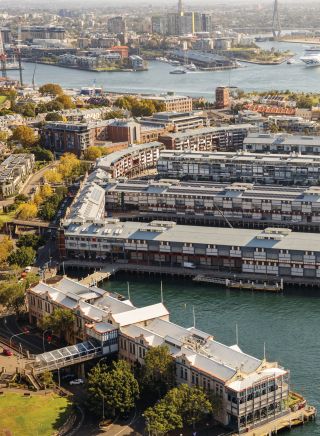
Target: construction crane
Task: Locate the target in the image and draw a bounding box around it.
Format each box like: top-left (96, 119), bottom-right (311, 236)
top-left (0, 31), bottom-right (7, 78)
top-left (15, 19), bottom-right (23, 86)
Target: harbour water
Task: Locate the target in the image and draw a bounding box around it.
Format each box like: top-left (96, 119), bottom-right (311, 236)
top-left (103, 275), bottom-right (320, 435)
top-left (11, 41), bottom-right (320, 97)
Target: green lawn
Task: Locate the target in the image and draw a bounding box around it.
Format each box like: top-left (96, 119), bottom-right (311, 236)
top-left (0, 392), bottom-right (71, 436)
top-left (0, 96), bottom-right (7, 105)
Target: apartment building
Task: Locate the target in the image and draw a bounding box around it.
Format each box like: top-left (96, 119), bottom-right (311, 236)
top-left (96, 142), bottom-right (165, 179)
top-left (27, 275), bottom-right (290, 434)
top-left (43, 121), bottom-right (109, 156)
top-left (157, 150), bottom-right (320, 185)
top-left (143, 94), bottom-right (193, 113)
top-left (60, 219), bottom-right (320, 284)
top-left (243, 133), bottom-right (320, 155)
top-left (103, 179), bottom-right (320, 231)
top-left (0, 154), bottom-right (35, 199)
top-left (140, 111), bottom-right (208, 132)
top-left (159, 125), bottom-right (257, 152)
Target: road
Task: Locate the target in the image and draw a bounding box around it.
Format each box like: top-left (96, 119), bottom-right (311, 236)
top-left (0, 162), bottom-right (57, 209)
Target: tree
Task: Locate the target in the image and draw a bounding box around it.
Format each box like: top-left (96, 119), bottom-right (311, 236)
top-left (0, 236), bottom-right (13, 265)
top-left (55, 94), bottom-right (75, 109)
top-left (40, 184), bottom-right (53, 199)
top-left (11, 125), bottom-right (37, 147)
top-left (16, 202), bottom-right (38, 220)
top-left (144, 399), bottom-right (182, 436)
top-left (41, 308), bottom-right (76, 343)
top-left (0, 131), bottom-right (8, 142)
top-left (8, 246), bottom-right (36, 268)
top-left (145, 384), bottom-right (212, 435)
top-left (104, 110), bottom-right (125, 120)
top-left (0, 280), bottom-right (26, 316)
top-left (143, 345), bottom-right (176, 398)
top-left (17, 234), bottom-right (44, 250)
top-left (87, 360), bottom-right (139, 418)
top-left (44, 169), bottom-right (63, 184)
top-left (32, 146), bottom-right (54, 162)
top-left (40, 370), bottom-right (54, 389)
top-left (84, 145), bottom-right (102, 160)
top-left (15, 194), bottom-right (29, 205)
top-left (45, 112), bottom-right (65, 122)
top-left (39, 83), bottom-right (63, 96)
top-left (58, 153), bottom-right (81, 180)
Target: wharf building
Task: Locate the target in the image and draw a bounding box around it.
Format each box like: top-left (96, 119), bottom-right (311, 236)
top-left (103, 179), bottom-right (320, 231)
top-left (95, 142), bottom-right (165, 180)
top-left (169, 49), bottom-right (236, 70)
top-left (243, 133), bottom-right (320, 155)
top-left (157, 150), bottom-right (320, 185)
top-left (159, 125), bottom-right (257, 152)
top-left (60, 219), bottom-right (320, 285)
top-left (27, 275), bottom-right (290, 433)
top-left (0, 154), bottom-right (35, 199)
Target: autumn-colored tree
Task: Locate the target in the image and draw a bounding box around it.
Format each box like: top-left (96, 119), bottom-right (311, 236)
top-left (0, 236), bottom-right (13, 265)
top-left (58, 153), bottom-right (81, 180)
top-left (84, 145), bottom-right (102, 160)
top-left (39, 83), bottom-right (63, 96)
top-left (44, 169), bottom-right (63, 184)
top-left (11, 125), bottom-right (37, 147)
top-left (55, 94), bottom-right (75, 109)
top-left (16, 202), bottom-right (38, 220)
top-left (40, 184), bottom-right (53, 199)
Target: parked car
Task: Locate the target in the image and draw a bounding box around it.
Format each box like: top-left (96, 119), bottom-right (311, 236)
top-left (3, 348), bottom-right (13, 356)
top-left (69, 378), bottom-right (84, 385)
top-left (25, 266), bottom-right (32, 273)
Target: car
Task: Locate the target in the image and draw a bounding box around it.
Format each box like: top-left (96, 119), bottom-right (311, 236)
top-left (25, 266), bottom-right (32, 273)
top-left (3, 348), bottom-right (13, 356)
top-left (69, 378), bottom-right (84, 385)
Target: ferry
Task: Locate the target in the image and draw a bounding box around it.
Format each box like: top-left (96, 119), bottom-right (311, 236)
top-left (185, 63), bottom-right (197, 71)
top-left (300, 46), bottom-right (320, 67)
top-left (169, 67), bottom-right (187, 74)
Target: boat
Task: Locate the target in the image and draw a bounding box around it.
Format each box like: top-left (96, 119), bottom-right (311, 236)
top-left (300, 47), bottom-right (320, 67)
top-left (170, 60), bottom-right (181, 66)
top-left (170, 67), bottom-right (187, 74)
top-left (185, 63), bottom-right (197, 71)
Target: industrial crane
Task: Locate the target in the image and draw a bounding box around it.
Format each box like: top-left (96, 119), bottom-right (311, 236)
top-left (0, 31), bottom-right (7, 78)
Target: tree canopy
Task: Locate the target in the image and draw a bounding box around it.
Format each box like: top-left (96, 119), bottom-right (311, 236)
top-left (16, 202), bottom-right (38, 220)
top-left (145, 384), bottom-right (212, 435)
top-left (142, 345), bottom-right (176, 398)
top-left (84, 145), bottom-right (102, 160)
top-left (45, 112), bottom-right (65, 122)
top-left (87, 360), bottom-right (139, 418)
top-left (0, 236), bottom-right (13, 265)
top-left (55, 94), bottom-right (75, 109)
top-left (41, 307), bottom-right (76, 342)
top-left (8, 246), bottom-right (36, 268)
top-left (39, 83), bottom-right (63, 96)
top-left (11, 125), bottom-right (37, 147)
top-left (114, 96), bottom-right (165, 117)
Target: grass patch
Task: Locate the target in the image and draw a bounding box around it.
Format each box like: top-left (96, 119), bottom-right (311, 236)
top-left (0, 392), bottom-right (71, 436)
top-left (0, 211), bottom-right (16, 227)
top-left (0, 96), bottom-right (7, 105)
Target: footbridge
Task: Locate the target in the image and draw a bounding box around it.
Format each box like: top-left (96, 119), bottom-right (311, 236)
top-left (27, 340), bottom-right (104, 374)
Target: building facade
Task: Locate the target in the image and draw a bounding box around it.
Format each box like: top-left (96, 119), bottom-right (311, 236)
top-left (157, 150), bottom-right (320, 185)
top-left (0, 154), bottom-right (35, 199)
top-left (103, 179), bottom-right (320, 231)
top-left (96, 142), bottom-right (165, 179)
top-left (159, 125), bottom-right (257, 152)
top-left (143, 94), bottom-right (193, 113)
top-left (60, 219), bottom-right (320, 285)
top-left (243, 133), bottom-right (320, 155)
top-left (27, 275), bottom-right (291, 434)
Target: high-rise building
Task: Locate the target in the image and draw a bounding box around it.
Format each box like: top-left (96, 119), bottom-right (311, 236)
top-left (151, 16), bottom-right (167, 35)
top-left (107, 16), bottom-right (126, 34)
top-left (215, 86), bottom-right (230, 109)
